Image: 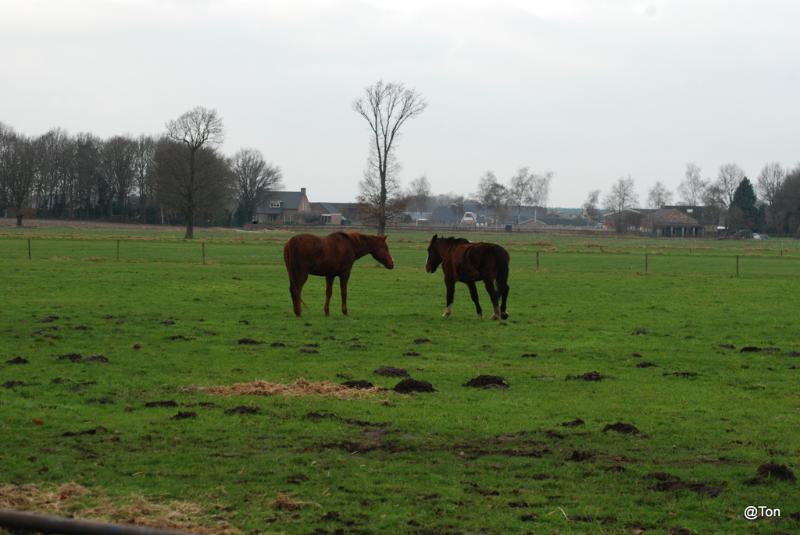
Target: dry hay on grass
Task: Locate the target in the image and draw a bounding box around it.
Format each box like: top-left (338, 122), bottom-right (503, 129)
top-left (0, 483), bottom-right (239, 534)
top-left (271, 493), bottom-right (321, 511)
top-left (195, 377), bottom-right (383, 400)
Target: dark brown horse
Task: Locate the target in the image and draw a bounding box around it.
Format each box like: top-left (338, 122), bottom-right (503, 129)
top-left (283, 232), bottom-right (394, 317)
top-left (425, 234), bottom-right (510, 319)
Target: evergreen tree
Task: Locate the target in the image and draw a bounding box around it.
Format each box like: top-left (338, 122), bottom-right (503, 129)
top-left (729, 177), bottom-right (758, 230)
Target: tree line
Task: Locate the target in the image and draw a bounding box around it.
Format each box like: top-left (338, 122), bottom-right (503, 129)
top-left (0, 107), bottom-right (282, 238)
top-left (582, 162), bottom-right (800, 235)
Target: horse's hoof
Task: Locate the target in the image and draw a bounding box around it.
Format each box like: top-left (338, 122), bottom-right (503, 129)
top-left (490, 314), bottom-right (499, 320)
top-left (501, 312), bottom-right (509, 320)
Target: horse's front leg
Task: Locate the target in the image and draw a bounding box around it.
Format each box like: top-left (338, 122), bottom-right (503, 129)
top-left (483, 279), bottom-right (501, 320)
top-left (443, 277), bottom-right (455, 317)
top-left (467, 281), bottom-right (482, 318)
top-left (339, 271), bottom-right (350, 315)
top-left (324, 275), bottom-right (334, 316)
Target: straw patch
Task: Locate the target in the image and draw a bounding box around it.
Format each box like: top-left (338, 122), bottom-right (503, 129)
top-left (0, 483), bottom-right (239, 534)
top-left (194, 377), bottom-right (383, 400)
top-left (271, 493), bottom-right (321, 511)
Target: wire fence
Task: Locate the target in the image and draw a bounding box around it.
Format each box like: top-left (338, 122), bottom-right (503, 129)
top-left (2, 236), bottom-right (799, 279)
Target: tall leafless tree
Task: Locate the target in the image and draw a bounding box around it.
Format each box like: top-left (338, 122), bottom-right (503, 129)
top-left (582, 189), bottom-right (601, 223)
top-left (756, 162), bottom-right (785, 208)
top-left (358, 145), bottom-right (407, 225)
top-left (407, 175), bottom-right (431, 215)
top-left (647, 181), bottom-right (673, 208)
top-left (99, 135), bottom-right (137, 218)
top-left (678, 163), bottom-right (706, 205)
top-left (231, 148), bottom-right (282, 226)
top-left (133, 135), bottom-right (156, 223)
top-left (2, 134), bottom-right (37, 226)
top-left (716, 163), bottom-right (746, 207)
top-left (604, 176), bottom-right (639, 232)
top-left (163, 106), bottom-right (225, 238)
top-left (353, 80), bottom-right (426, 234)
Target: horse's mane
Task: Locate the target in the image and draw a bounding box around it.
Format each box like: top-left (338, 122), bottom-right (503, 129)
top-left (437, 236), bottom-right (470, 245)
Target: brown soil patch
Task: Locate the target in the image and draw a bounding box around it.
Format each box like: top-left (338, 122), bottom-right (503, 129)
top-left (3, 380), bottom-right (25, 388)
top-left (464, 375), bottom-right (509, 389)
top-left (171, 411), bottom-right (197, 420)
top-left (270, 341), bottom-right (286, 347)
top-left (645, 472), bottom-right (723, 497)
top-left (520, 352), bottom-right (538, 358)
top-left (62, 426), bottom-right (108, 437)
top-left (603, 422), bottom-right (641, 435)
top-left (636, 361), bottom-right (657, 368)
top-left (561, 418), bottom-right (585, 427)
top-left (402, 351), bottom-right (420, 357)
top-left (237, 338), bottom-right (262, 345)
top-left (663, 371), bottom-right (698, 378)
top-left (271, 493), bottom-right (320, 511)
top-left (7, 357), bottom-right (29, 364)
top-left (86, 355), bottom-right (109, 363)
top-left (413, 338), bottom-right (431, 344)
top-left (341, 380), bottom-right (374, 389)
top-left (57, 353), bottom-right (83, 362)
top-left (305, 411), bottom-right (387, 428)
top-left (224, 405), bottom-right (259, 415)
top-left (196, 378), bottom-right (382, 400)
top-left (393, 378), bottom-right (435, 393)
top-left (745, 463), bottom-right (796, 484)
top-left (568, 450), bottom-right (594, 462)
top-left (168, 335), bottom-right (194, 341)
top-left (0, 482), bottom-right (238, 534)
top-left (567, 371), bottom-right (603, 381)
top-left (145, 400), bottom-right (178, 408)
top-left (719, 344), bottom-right (736, 350)
top-left (374, 366), bottom-right (409, 377)
top-left (740, 346), bottom-right (781, 353)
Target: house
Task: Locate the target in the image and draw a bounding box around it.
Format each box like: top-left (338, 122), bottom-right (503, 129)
top-left (311, 202), bottom-right (344, 225)
top-left (643, 208), bottom-right (704, 237)
top-left (254, 188), bottom-right (312, 224)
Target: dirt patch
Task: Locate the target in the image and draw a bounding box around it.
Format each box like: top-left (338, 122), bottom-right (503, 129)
top-left (568, 450), bottom-right (594, 462)
top-left (3, 380), bottom-right (25, 388)
top-left (224, 405), bottom-right (259, 415)
top-left (131, 344), bottom-right (141, 350)
top-left (341, 380), bottom-right (374, 390)
top-left (160, 319), bottom-right (176, 326)
top-left (520, 352), bottom-right (538, 358)
top-left (636, 361), bottom-right (657, 368)
top-left (168, 335), bottom-right (194, 341)
top-left (270, 341), bottom-right (286, 347)
top-left (413, 338), bottom-right (431, 344)
top-left (145, 400), bottom-right (178, 408)
top-left (237, 338), bottom-right (263, 345)
top-left (719, 344), bottom-right (736, 350)
top-left (567, 371), bottom-right (603, 381)
top-left (171, 411), bottom-right (197, 420)
top-left (663, 371), bottom-right (698, 378)
top-left (632, 327), bottom-right (649, 335)
top-left (305, 411), bottom-right (387, 428)
top-left (787, 351), bottom-right (800, 357)
top-left (39, 315), bottom-right (60, 323)
top-left (299, 348), bottom-right (319, 354)
top-left (62, 426), bottom-right (108, 437)
top-left (745, 463), bottom-right (796, 484)
top-left (6, 357), bottom-right (29, 364)
top-left (603, 422), bottom-right (641, 435)
top-left (402, 351), bottom-right (420, 357)
top-left (196, 378), bottom-right (383, 400)
top-left (57, 353), bottom-right (84, 362)
top-left (0, 482), bottom-right (238, 534)
top-left (374, 366), bottom-right (409, 377)
top-left (86, 355), bottom-right (109, 363)
top-left (393, 378), bottom-right (435, 393)
top-left (561, 418), bottom-right (585, 427)
top-left (645, 472), bottom-right (723, 497)
top-left (740, 346), bottom-right (781, 353)
top-left (271, 493), bottom-right (320, 511)
top-left (464, 375), bottom-right (509, 389)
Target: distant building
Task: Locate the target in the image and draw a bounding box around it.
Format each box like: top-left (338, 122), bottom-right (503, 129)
top-left (254, 188), bottom-right (312, 224)
top-left (603, 208), bottom-right (704, 237)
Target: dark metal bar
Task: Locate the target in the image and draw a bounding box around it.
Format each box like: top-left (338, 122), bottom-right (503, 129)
top-left (645, 253), bottom-right (648, 274)
top-left (0, 509), bottom-right (194, 535)
top-left (201, 242), bottom-right (205, 265)
top-left (28, 238), bottom-right (32, 260)
top-left (116, 239), bottom-right (120, 261)
top-left (536, 250), bottom-right (540, 271)
top-left (736, 255), bottom-right (739, 277)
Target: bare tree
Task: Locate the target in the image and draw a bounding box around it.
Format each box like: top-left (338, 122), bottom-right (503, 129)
top-left (358, 145), bottom-right (407, 225)
top-left (2, 134), bottom-right (37, 226)
top-left (98, 135), bottom-right (137, 218)
top-left (582, 189), bottom-right (601, 223)
top-left (163, 106), bottom-right (225, 238)
top-left (231, 148), bottom-right (282, 226)
top-left (604, 176), bottom-right (638, 232)
top-left (133, 135), bottom-right (156, 223)
top-left (647, 181), bottom-right (673, 208)
top-left (407, 174), bottom-right (431, 215)
top-left (702, 182), bottom-right (726, 227)
top-left (477, 171), bottom-right (508, 227)
top-left (507, 167), bottom-right (533, 225)
top-left (756, 162), bottom-right (785, 208)
top-left (678, 163), bottom-right (706, 205)
top-left (716, 163), bottom-right (746, 207)
top-left (353, 80), bottom-right (426, 234)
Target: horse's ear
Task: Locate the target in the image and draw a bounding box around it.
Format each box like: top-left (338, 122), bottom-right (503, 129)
top-left (380, 235), bottom-right (387, 242)
top-left (433, 234), bottom-right (438, 239)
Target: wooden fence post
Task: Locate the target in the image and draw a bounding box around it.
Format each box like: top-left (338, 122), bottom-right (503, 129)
top-left (736, 255), bottom-right (739, 277)
top-left (645, 253), bottom-right (648, 274)
top-left (116, 240), bottom-right (120, 261)
top-left (536, 251), bottom-right (540, 272)
top-left (202, 242), bottom-right (206, 265)
top-left (27, 239), bottom-right (31, 260)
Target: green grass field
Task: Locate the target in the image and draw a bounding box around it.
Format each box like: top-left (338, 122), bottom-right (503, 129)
top-left (1, 225), bottom-right (799, 534)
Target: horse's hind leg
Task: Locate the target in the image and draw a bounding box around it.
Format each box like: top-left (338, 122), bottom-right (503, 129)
top-left (339, 271), bottom-right (350, 315)
top-left (289, 272), bottom-right (308, 317)
top-left (324, 276), bottom-right (334, 316)
top-left (467, 281), bottom-right (482, 318)
top-left (500, 282), bottom-right (510, 320)
top-left (483, 279), bottom-right (501, 320)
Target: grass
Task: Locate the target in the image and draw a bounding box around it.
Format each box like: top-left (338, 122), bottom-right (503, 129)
top-left (1, 224), bottom-right (799, 534)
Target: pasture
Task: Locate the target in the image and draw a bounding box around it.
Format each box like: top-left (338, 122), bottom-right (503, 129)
top-left (1, 224), bottom-right (799, 534)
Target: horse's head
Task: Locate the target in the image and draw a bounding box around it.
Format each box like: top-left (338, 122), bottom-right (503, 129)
top-left (425, 234), bottom-right (442, 273)
top-left (369, 235), bottom-right (394, 269)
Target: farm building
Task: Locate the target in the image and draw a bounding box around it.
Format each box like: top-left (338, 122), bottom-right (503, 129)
top-left (642, 208), bottom-right (704, 237)
top-left (254, 188), bottom-right (312, 224)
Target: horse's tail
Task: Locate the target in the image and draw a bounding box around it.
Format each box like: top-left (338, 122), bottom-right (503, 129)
top-left (494, 246), bottom-right (510, 319)
top-left (283, 240), bottom-right (306, 313)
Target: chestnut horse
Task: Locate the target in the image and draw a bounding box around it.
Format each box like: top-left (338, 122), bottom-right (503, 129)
top-left (425, 234), bottom-right (510, 319)
top-left (283, 232), bottom-right (394, 317)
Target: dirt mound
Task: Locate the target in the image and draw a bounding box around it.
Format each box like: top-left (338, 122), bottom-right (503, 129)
top-left (413, 338), bottom-right (431, 344)
top-left (568, 450), bottom-right (594, 462)
top-left (561, 418), bottom-right (585, 427)
top-left (664, 371), bottom-right (698, 378)
top-left (144, 400), bottom-right (178, 408)
top-left (374, 366), bottom-right (409, 377)
top-left (86, 355), bottom-right (109, 363)
top-left (0, 482), bottom-right (239, 534)
top-left (341, 380), bottom-right (374, 389)
top-left (632, 327), bottom-right (649, 335)
top-left (224, 405), bottom-right (259, 415)
top-left (740, 346), bottom-right (781, 353)
top-left (57, 353), bottom-right (83, 362)
top-left (636, 361), bottom-right (657, 368)
top-left (567, 371), bottom-right (603, 381)
top-left (270, 341), bottom-right (286, 347)
top-left (520, 353), bottom-right (538, 358)
top-left (271, 493), bottom-right (319, 511)
top-left (237, 338), bottom-right (262, 345)
top-left (463, 375), bottom-right (509, 389)
top-left (745, 463), bottom-right (796, 484)
top-left (645, 472), bottom-right (723, 497)
top-left (6, 357), bottom-right (28, 364)
top-left (171, 411), bottom-right (197, 420)
top-left (3, 380), bottom-right (24, 388)
top-left (719, 344), bottom-right (736, 350)
top-left (197, 378), bottom-right (382, 399)
top-left (393, 378), bottom-right (435, 393)
top-left (603, 422), bottom-right (641, 435)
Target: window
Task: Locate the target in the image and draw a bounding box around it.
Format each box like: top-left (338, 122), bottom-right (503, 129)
top-left (270, 200), bottom-right (282, 208)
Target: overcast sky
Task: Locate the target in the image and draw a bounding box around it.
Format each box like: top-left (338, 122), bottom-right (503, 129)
top-left (1, 0), bottom-right (799, 207)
